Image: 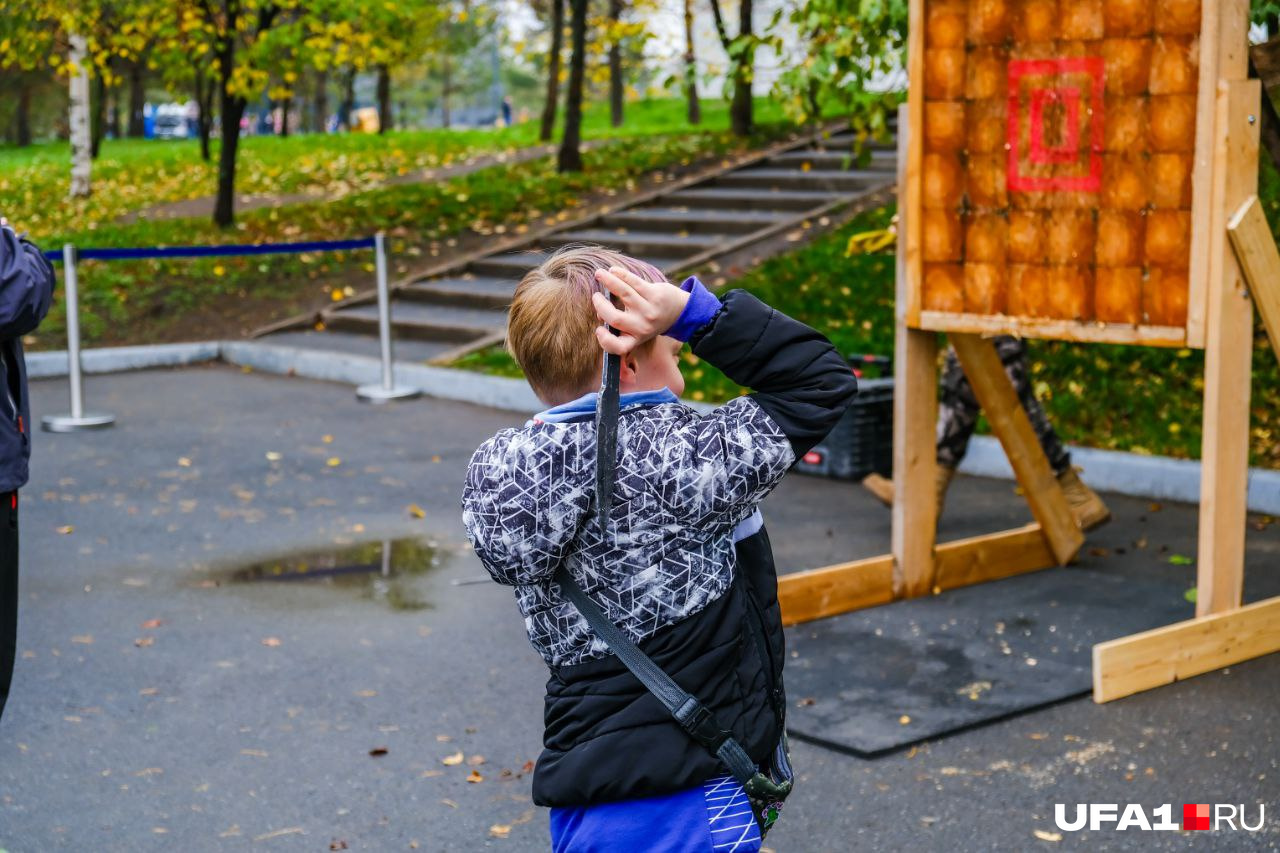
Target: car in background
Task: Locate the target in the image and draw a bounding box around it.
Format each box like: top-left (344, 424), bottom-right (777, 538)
top-left (152, 104), bottom-right (190, 140)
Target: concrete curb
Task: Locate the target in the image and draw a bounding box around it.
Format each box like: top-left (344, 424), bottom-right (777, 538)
top-left (28, 340), bottom-right (1280, 514)
top-left (26, 341), bottom-right (220, 379)
top-left (959, 436), bottom-right (1280, 516)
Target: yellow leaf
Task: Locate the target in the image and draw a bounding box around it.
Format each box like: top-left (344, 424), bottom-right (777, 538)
top-left (899, 715), bottom-right (911, 725)
top-left (57, 525), bottom-right (74, 535)
top-left (1033, 829), bottom-right (1063, 842)
top-left (330, 290), bottom-right (344, 302)
top-left (178, 457), bottom-right (192, 467)
top-left (407, 503), bottom-right (425, 519)
top-left (327, 457), bottom-right (341, 467)
top-left (265, 451), bottom-right (282, 461)
top-left (489, 825), bottom-right (511, 838)
top-left (322, 434), bottom-right (334, 444)
top-left (213, 265), bottom-right (225, 276)
top-left (466, 769), bottom-right (483, 783)
top-left (441, 751), bottom-right (464, 766)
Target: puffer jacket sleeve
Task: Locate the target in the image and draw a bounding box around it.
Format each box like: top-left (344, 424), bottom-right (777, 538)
top-left (0, 226), bottom-right (55, 340)
top-left (650, 288), bottom-right (858, 530)
top-left (461, 427), bottom-right (592, 586)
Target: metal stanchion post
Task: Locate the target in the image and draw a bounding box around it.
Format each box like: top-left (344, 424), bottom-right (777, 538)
top-left (42, 244), bottom-right (115, 432)
top-left (357, 232), bottom-right (421, 404)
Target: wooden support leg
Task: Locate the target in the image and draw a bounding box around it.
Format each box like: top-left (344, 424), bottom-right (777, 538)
top-left (891, 102), bottom-right (939, 599)
top-left (1227, 195), bottom-right (1280, 363)
top-left (949, 333), bottom-right (1083, 566)
top-left (1198, 81), bottom-right (1260, 617)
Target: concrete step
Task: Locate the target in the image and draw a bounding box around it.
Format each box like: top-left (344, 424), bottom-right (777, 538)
top-left (465, 252), bottom-right (547, 280)
top-left (601, 207), bottom-right (789, 234)
top-left (260, 329), bottom-right (460, 363)
top-left (544, 228), bottom-right (724, 257)
top-left (714, 168), bottom-right (885, 193)
top-left (326, 300), bottom-right (504, 343)
top-left (770, 149), bottom-right (898, 171)
top-left (399, 275), bottom-right (515, 310)
top-left (665, 187), bottom-right (844, 211)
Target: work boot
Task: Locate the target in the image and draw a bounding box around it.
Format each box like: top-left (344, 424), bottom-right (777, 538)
top-left (860, 466), bottom-right (957, 516)
top-left (1057, 467), bottom-right (1111, 531)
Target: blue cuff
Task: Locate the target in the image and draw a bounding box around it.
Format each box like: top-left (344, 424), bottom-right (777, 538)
top-left (663, 276), bottom-right (722, 342)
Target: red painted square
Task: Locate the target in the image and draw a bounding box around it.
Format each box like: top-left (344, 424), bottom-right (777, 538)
top-left (1182, 803), bottom-right (1211, 830)
top-left (1007, 57), bottom-right (1105, 193)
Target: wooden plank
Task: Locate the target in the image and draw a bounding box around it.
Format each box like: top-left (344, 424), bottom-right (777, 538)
top-left (1093, 594), bottom-right (1280, 703)
top-left (1227, 195), bottom-right (1280, 362)
top-left (891, 103), bottom-right (939, 599)
top-left (780, 524), bottom-right (1057, 626)
top-left (949, 333), bottom-right (1083, 566)
top-left (1197, 80), bottom-right (1260, 617)
top-left (916, 312), bottom-right (1189, 348)
top-left (904, 2), bottom-right (923, 327)
top-left (934, 523), bottom-right (1056, 592)
top-left (777, 555), bottom-right (894, 627)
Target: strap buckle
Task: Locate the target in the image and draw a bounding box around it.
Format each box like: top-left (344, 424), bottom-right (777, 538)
top-left (674, 697), bottom-right (730, 753)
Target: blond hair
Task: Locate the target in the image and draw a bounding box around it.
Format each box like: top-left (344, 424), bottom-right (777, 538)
top-left (507, 244), bottom-right (665, 405)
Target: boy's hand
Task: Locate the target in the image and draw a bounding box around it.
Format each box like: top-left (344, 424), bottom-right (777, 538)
top-left (591, 266), bottom-right (689, 356)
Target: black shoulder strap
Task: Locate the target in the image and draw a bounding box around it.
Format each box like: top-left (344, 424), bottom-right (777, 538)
top-left (553, 564), bottom-right (761, 787)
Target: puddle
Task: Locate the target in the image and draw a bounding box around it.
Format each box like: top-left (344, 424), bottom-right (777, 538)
top-left (208, 538), bottom-right (447, 610)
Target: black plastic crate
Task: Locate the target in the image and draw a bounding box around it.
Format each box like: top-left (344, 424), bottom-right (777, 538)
top-left (795, 354), bottom-right (894, 481)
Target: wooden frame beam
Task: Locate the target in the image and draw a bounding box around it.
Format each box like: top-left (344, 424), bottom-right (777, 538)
top-left (1093, 594), bottom-right (1280, 703)
top-left (779, 523), bottom-right (1057, 627)
top-left (949, 333), bottom-right (1084, 566)
top-left (1227, 194), bottom-right (1280, 362)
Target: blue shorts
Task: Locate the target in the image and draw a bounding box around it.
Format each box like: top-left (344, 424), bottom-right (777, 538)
top-left (550, 775), bottom-right (762, 853)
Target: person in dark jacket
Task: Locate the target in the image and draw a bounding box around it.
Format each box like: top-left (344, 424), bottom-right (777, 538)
top-left (0, 217), bottom-right (56, 723)
top-left (462, 246), bottom-right (857, 851)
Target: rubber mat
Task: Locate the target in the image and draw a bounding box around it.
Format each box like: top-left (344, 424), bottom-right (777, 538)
top-left (783, 568), bottom-right (1192, 756)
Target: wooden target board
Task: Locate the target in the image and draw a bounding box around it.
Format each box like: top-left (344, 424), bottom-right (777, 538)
top-left (905, 0), bottom-right (1221, 346)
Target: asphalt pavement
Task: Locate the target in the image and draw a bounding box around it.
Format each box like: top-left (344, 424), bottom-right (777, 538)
top-left (1, 365), bottom-right (1276, 852)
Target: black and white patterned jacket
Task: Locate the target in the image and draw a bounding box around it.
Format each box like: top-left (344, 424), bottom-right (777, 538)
top-left (462, 289), bottom-right (858, 806)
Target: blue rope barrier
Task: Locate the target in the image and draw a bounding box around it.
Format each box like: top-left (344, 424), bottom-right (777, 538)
top-left (42, 236), bottom-right (377, 263)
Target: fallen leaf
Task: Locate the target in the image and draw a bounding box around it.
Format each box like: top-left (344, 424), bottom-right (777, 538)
top-left (57, 525), bottom-right (74, 535)
top-left (71, 635), bottom-right (93, 644)
top-left (467, 755), bottom-right (486, 766)
top-left (407, 504), bottom-right (426, 519)
top-left (326, 457), bottom-right (342, 468)
top-left (261, 637), bottom-right (282, 647)
top-left (1168, 554), bottom-right (1194, 566)
top-left (796, 697), bottom-right (815, 707)
top-left (355, 689), bottom-right (377, 697)
top-left (265, 451), bottom-right (282, 461)
top-left (521, 760), bottom-right (535, 774)
top-left (322, 434), bottom-right (334, 444)
top-left (421, 770), bottom-right (443, 778)
top-left (1033, 829), bottom-right (1062, 842)
top-left (436, 735), bottom-right (452, 742)
top-left (489, 825), bottom-right (511, 838)
top-left (329, 840), bottom-right (349, 851)
top-left (466, 770), bottom-right (484, 783)
top-left (431, 455), bottom-right (441, 463)
top-left (1087, 547), bottom-right (1110, 558)
top-left (899, 715), bottom-right (911, 725)
top-left (253, 827), bottom-right (303, 842)
top-left (134, 636), bottom-right (155, 647)
top-left (369, 747), bottom-right (388, 757)
top-left (178, 457), bottom-right (192, 467)
top-left (241, 749), bottom-right (269, 757)
top-left (1148, 502), bottom-right (1163, 512)
top-left (139, 687), bottom-right (159, 696)
top-left (441, 799), bottom-right (458, 808)
top-left (1184, 587), bottom-right (1198, 603)
top-left (442, 751), bottom-right (464, 766)
top-left (140, 619), bottom-right (164, 629)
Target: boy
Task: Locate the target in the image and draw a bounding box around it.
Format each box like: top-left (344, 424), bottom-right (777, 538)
top-left (461, 246), bottom-right (857, 851)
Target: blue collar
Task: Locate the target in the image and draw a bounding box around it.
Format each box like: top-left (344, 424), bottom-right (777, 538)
top-left (528, 387), bottom-right (679, 425)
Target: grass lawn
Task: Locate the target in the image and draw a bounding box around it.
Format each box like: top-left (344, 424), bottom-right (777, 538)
top-left (1, 96), bottom-right (791, 242)
top-left (452, 162), bottom-right (1280, 469)
top-left (6, 97), bottom-right (795, 347)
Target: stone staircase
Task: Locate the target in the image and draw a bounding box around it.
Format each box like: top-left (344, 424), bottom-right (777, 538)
top-left (256, 129), bottom-right (898, 365)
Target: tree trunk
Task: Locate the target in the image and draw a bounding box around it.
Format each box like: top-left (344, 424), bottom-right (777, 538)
top-left (440, 57), bottom-right (452, 128)
top-left (312, 68), bottom-right (328, 132)
top-left (558, 0), bottom-right (588, 172)
top-left (90, 75), bottom-right (107, 159)
top-left (127, 63), bottom-right (146, 137)
top-left (683, 0), bottom-right (699, 125)
top-left (339, 68), bottom-right (355, 131)
top-left (376, 64), bottom-right (391, 133)
top-left (194, 69), bottom-right (213, 160)
top-left (15, 78), bottom-right (32, 146)
top-left (280, 97), bottom-right (291, 136)
top-left (214, 85), bottom-right (246, 226)
top-left (608, 0), bottom-right (624, 127)
top-left (69, 34), bottom-right (92, 197)
top-left (729, 0), bottom-right (753, 137)
top-left (539, 0), bottom-right (564, 142)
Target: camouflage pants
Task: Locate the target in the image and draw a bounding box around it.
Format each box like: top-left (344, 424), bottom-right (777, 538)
top-left (936, 336), bottom-right (1071, 474)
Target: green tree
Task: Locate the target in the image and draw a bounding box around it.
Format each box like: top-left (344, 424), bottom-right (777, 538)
top-left (708, 0), bottom-right (755, 136)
